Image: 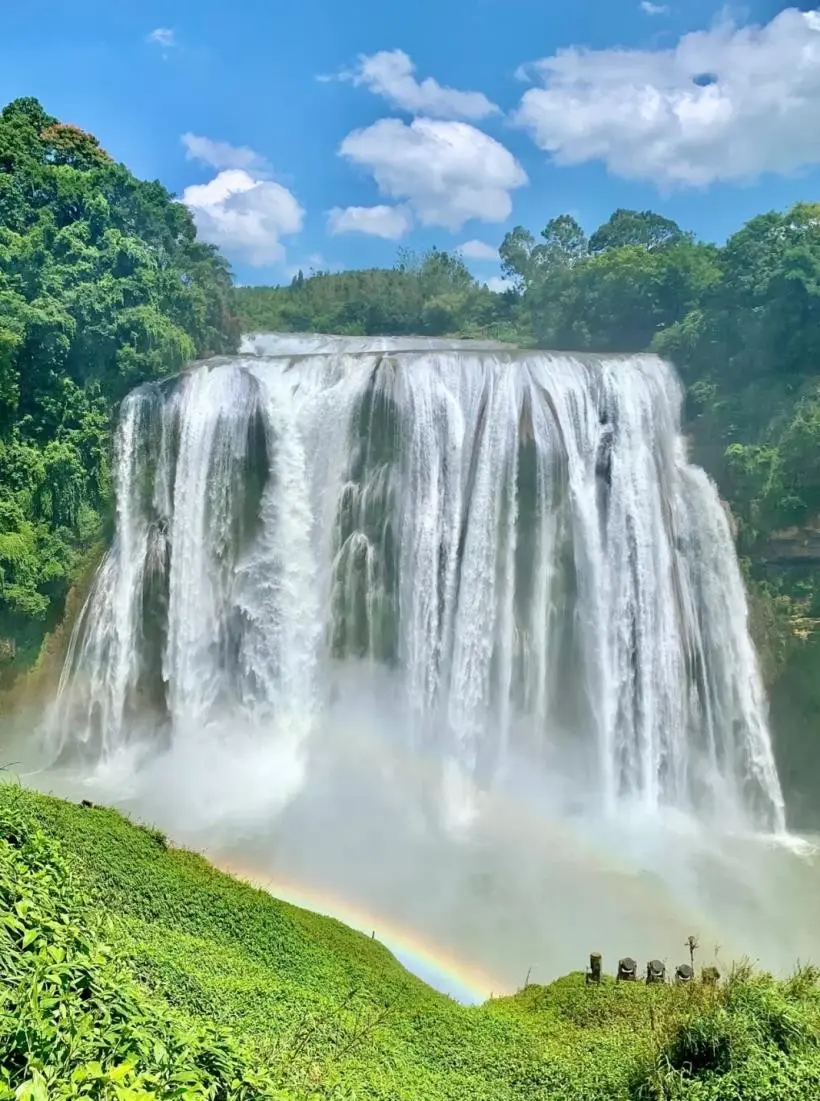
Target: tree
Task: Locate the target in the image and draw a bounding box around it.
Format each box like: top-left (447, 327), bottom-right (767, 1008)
top-left (499, 226), bottom-right (538, 293)
top-left (588, 209), bottom-right (690, 254)
top-left (235, 247), bottom-right (516, 340)
top-left (540, 214), bottom-right (588, 266)
top-left (0, 97), bottom-right (239, 669)
top-left (499, 216), bottom-right (588, 294)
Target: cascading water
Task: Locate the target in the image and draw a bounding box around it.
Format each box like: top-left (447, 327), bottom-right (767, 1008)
top-left (47, 334), bottom-right (785, 836)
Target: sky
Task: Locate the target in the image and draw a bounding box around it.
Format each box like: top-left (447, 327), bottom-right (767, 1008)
top-left (3, 1), bottom-right (820, 288)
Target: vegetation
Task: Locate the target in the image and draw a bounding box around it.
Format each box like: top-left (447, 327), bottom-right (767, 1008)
top-left (237, 247), bottom-right (518, 341)
top-left (0, 97), bottom-right (239, 677)
top-left (2, 782), bottom-right (819, 1100)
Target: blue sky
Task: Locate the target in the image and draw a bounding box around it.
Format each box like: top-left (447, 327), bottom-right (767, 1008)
top-left (3, 1), bottom-right (820, 287)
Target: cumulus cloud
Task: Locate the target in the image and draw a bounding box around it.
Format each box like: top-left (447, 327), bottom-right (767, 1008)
top-left (458, 239), bottom-right (499, 260)
top-left (338, 117), bottom-right (527, 230)
top-left (327, 49), bottom-right (498, 120)
top-left (148, 28), bottom-right (175, 49)
top-left (182, 169), bottom-right (304, 266)
top-left (182, 133), bottom-right (268, 173)
top-left (514, 7), bottom-right (820, 187)
top-left (640, 2), bottom-right (669, 14)
top-left (486, 276), bottom-right (515, 293)
top-left (327, 204), bottom-right (413, 239)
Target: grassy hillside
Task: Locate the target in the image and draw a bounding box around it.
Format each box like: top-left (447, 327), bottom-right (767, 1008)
top-left (2, 784), bottom-right (820, 1100)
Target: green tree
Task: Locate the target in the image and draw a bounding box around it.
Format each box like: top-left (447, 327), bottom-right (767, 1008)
top-left (236, 246), bottom-right (517, 339)
top-left (0, 97), bottom-right (239, 671)
top-left (540, 214), bottom-right (588, 267)
top-left (588, 208), bottom-right (690, 253)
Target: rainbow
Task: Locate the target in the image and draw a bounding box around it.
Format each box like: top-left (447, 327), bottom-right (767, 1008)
top-left (199, 725), bottom-right (747, 1005)
top-left (213, 859), bottom-right (502, 1004)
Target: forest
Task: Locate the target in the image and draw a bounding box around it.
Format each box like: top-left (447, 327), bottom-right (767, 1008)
top-left (0, 97), bottom-right (239, 676)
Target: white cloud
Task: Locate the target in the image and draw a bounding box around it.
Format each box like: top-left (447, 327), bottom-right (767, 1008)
top-left (327, 204), bottom-right (413, 239)
top-left (458, 239), bottom-right (498, 260)
top-left (329, 49), bottom-right (498, 120)
top-left (514, 8), bottom-right (820, 187)
top-left (486, 276), bottom-right (514, 293)
top-left (182, 133), bottom-right (268, 173)
top-left (338, 117), bottom-right (527, 230)
top-left (182, 169), bottom-right (304, 266)
top-left (148, 28), bottom-right (175, 49)
top-left (640, 2), bottom-right (669, 14)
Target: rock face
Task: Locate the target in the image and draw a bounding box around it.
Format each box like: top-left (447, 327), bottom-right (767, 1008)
top-left (759, 521), bottom-right (820, 565)
top-left (747, 513), bottom-right (820, 831)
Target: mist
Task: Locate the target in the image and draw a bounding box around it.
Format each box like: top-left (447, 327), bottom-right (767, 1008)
top-left (16, 659), bottom-right (820, 1003)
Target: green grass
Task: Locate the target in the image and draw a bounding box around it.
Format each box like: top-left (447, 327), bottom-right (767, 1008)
top-left (2, 784), bottom-right (820, 1100)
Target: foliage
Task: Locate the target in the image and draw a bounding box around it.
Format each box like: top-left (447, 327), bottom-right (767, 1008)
top-left (236, 248), bottom-right (520, 340)
top-left (0, 788), bottom-right (284, 1099)
top-left (631, 965), bottom-right (820, 1100)
top-left (2, 784), bottom-right (820, 1100)
top-left (0, 97), bottom-right (239, 673)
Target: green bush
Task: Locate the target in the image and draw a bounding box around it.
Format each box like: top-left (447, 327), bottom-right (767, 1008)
top-left (0, 790), bottom-right (286, 1099)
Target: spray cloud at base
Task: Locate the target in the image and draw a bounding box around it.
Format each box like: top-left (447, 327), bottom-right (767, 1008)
top-left (29, 334), bottom-right (820, 1000)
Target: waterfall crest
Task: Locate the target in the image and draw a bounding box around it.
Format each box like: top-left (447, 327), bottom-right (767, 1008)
top-left (49, 334), bottom-right (786, 834)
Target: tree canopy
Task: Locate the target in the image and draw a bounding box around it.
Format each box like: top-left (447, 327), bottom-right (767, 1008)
top-left (237, 247), bottom-right (518, 341)
top-left (0, 97), bottom-right (239, 670)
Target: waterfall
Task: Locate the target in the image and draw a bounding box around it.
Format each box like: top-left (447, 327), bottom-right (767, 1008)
top-left (48, 334), bottom-right (786, 834)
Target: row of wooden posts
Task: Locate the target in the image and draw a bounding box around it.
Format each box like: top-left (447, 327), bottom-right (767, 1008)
top-left (585, 953), bottom-right (720, 986)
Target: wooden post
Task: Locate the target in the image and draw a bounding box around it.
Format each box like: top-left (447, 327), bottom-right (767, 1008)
top-left (586, 952), bottom-right (602, 984)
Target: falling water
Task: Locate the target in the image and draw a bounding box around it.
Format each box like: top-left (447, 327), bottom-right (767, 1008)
top-left (47, 334), bottom-right (785, 836)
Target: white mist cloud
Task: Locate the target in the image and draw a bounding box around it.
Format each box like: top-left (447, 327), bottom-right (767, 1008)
top-left (514, 7), bottom-right (820, 187)
top-left (327, 204), bottom-right (413, 239)
top-left (339, 117), bottom-right (527, 231)
top-left (486, 276), bottom-right (514, 293)
top-left (148, 28), bottom-right (175, 49)
top-left (458, 239), bottom-right (499, 260)
top-left (182, 169), bottom-right (304, 266)
top-left (640, 1), bottom-right (670, 14)
top-left (327, 49), bottom-right (499, 120)
top-left (182, 133), bottom-right (269, 173)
